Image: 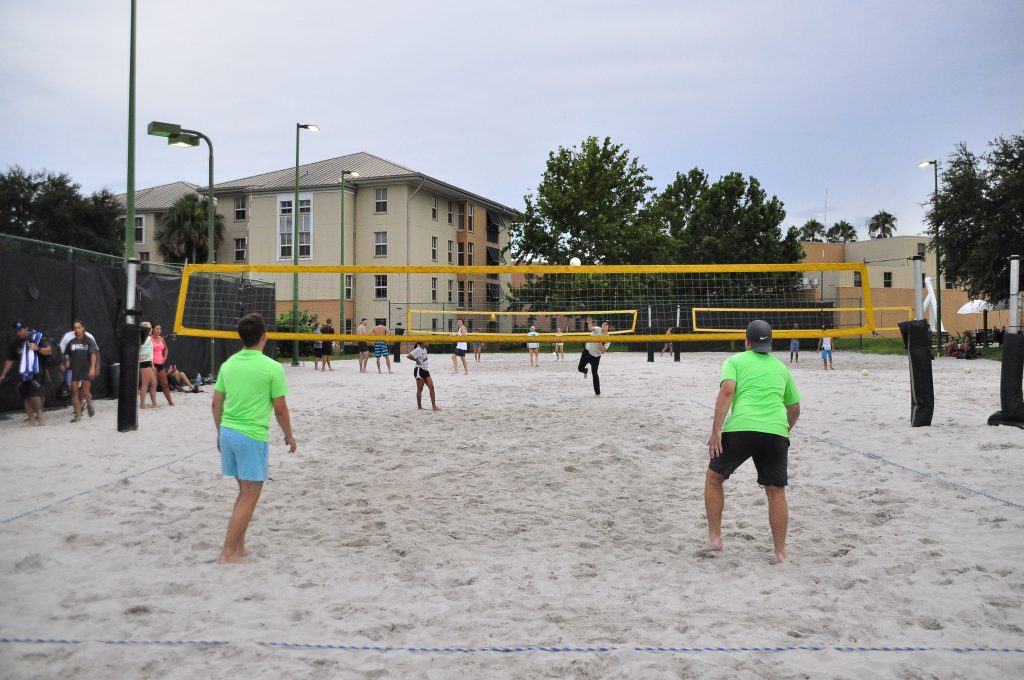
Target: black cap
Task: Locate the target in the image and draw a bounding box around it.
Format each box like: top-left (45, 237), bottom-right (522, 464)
top-left (746, 320), bottom-right (773, 352)
top-left (12, 320), bottom-right (26, 330)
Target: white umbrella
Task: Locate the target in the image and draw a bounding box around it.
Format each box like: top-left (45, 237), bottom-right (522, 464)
top-left (957, 299), bottom-right (992, 314)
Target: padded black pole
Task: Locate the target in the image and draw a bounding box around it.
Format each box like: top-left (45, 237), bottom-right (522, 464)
top-left (117, 319), bottom-right (140, 432)
top-left (673, 327), bottom-right (681, 362)
top-left (646, 326), bottom-right (654, 362)
top-left (899, 319), bottom-right (934, 427)
top-left (988, 332), bottom-right (1024, 428)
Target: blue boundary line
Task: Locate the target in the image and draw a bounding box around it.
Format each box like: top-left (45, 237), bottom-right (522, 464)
top-left (2, 638), bottom-right (1023, 654)
top-left (687, 399), bottom-right (1024, 511)
top-left (0, 447), bottom-right (214, 526)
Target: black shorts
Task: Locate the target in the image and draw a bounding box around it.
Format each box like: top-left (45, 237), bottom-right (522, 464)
top-left (322, 342), bottom-right (333, 354)
top-left (139, 361), bottom-right (153, 369)
top-left (155, 363), bottom-right (166, 372)
top-left (453, 348), bottom-right (467, 357)
top-left (71, 372), bottom-right (92, 383)
top-left (18, 379), bottom-right (43, 399)
top-left (313, 347), bottom-right (324, 357)
top-left (414, 367), bottom-right (431, 380)
top-left (709, 431), bottom-right (789, 487)
top-left (357, 342), bottom-right (369, 352)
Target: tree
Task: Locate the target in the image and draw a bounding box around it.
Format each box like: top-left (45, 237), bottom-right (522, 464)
top-left (867, 210), bottom-right (897, 238)
top-left (797, 219), bottom-right (826, 242)
top-left (0, 166), bottom-right (122, 253)
top-left (925, 134), bottom-right (1024, 303)
top-left (646, 168), bottom-right (803, 264)
top-left (825, 220), bottom-right (857, 243)
top-left (506, 136), bottom-right (663, 264)
top-left (156, 192), bottom-right (224, 264)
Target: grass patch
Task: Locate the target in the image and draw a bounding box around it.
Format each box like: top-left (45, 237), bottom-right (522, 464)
top-left (834, 336), bottom-right (1001, 361)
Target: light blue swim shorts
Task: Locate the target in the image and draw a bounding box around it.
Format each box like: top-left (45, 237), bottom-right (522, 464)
top-left (220, 426), bottom-right (269, 481)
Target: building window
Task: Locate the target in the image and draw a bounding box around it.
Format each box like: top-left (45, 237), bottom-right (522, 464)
top-left (447, 279), bottom-right (453, 303)
top-left (467, 242), bottom-right (474, 265)
top-left (134, 215), bottom-right (145, 244)
top-left (457, 203), bottom-right (465, 230)
top-left (447, 240), bottom-right (454, 264)
top-left (458, 242), bottom-right (465, 266)
top-left (467, 280), bottom-right (474, 307)
top-left (234, 237), bottom-right (246, 262)
top-left (431, 318), bottom-right (438, 332)
top-left (918, 242), bottom-right (926, 256)
top-left (278, 200), bottom-right (292, 258)
top-left (374, 275), bottom-right (388, 299)
top-left (431, 236), bottom-right (438, 261)
top-left (944, 277), bottom-right (952, 289)
top-left (234, 196), bottom-right (246, 221)
top-left (447, 201), bottom-right (453, 225)
top-left (345, 319), bottom-right (352, 334)
top-left (853, 271), bottom-right (861, 288)
top-left (468, 205), bottom-right (474, 231)
top-left (431, 277), bottom-right (438, 302)
top-left (375, 318), bottom-right (387, 328)
top-left (448, 319), bottom-right (454, 332)
top-left (431, 196), bottom-right (438, 221)
top-left (298, 199), bottom-right (311, 258)
top-left (374, 231), bottom-right (388, 257)
top-left (374, 188), bottom-right (388, 214)
top-left (458, 281), bottom-right (465, 307)
top-left (345, 274), bottom-right (353, 300)
top-left (139, 251), bottom-right (150, 262)
top-left (883, 272), bottom-right (892, 288)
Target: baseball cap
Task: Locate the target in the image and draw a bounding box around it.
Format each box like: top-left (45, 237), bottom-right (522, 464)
top-left (12, 320), bottom-right (26, 330)
top-left (746, 320), bottom-right (773, 353)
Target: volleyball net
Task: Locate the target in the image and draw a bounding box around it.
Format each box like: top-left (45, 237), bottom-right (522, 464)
top-left (174, 262), bottom-right (875, 343)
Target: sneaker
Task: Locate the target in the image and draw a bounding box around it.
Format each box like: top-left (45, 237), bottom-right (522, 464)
top-left (86, 400), bottom-right (95, 417)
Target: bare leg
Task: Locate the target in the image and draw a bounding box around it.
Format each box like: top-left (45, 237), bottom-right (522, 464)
top-left (425, 376), bottom-right (439, 409)
top-left (461, 356), bottom-right (468, 374)
top-left (218, 479), bottom-right (264, 564)
top-left (157, 369), bottom-right (174, 405)
top-left (83, 382), bottom-right (95, 416)
top-left (704, 469), bottom-right (725, 551)
top-left (452, 354), bottom-right (458, 374)
top-left (377, 356), bottom-right (382, 374)
top-left (71, 381), bottom-right (82, 420)
top-left (386, 356), bottom-right (392, 373)
top-left (416, 380), bottom-right (424, 409)
top-left (765, 486), bottom-right (788, 563)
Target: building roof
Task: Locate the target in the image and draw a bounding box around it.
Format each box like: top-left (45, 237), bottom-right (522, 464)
top-left (116, 180), bottom-right (198, 212)
top-left (204, 151), bottom-right (517, 215)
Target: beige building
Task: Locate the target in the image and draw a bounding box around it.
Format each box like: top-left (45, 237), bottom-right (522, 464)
top-left (198, 152), bottom-right (516, 335)
top-left (117, 181), bottom-right (199, 264)
top-left (801, 236), bottom-right (1011, 337)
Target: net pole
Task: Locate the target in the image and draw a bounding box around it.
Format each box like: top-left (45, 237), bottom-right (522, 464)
top-left (674, 304), bottom-right (681, 362)
top-left (1010, 255), bottom-right (1020, 334)
top-left (118, 0), bottom-right (139, 433)
top-left (646, 306), bottom-right (654, 362)
top-left (912, 255), bottom-right (924, 320)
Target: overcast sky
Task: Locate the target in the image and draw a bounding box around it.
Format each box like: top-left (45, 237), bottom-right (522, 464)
top-left (2, 1), bottom-right (1021, 240)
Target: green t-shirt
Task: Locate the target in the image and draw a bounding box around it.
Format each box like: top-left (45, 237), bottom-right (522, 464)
top-left (720, 350), bottom-right (800, 438)
top-left (214, 349), bottom-right (288, 442)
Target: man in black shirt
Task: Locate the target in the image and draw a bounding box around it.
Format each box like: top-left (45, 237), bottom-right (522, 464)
top-left (1, 320), bottom-right (53, 426)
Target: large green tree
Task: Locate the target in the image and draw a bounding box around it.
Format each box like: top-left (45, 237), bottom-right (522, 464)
top-left (925, 134), bottom-right (1024, 302)
top-left (0, 166), bottom-right (122, 253)
top-left (506, 136), bottom-right (663, 264)
top-left (645, 168), bottom-right (803, 264)
top-left (867, 210), bottom-right (897, 238)
top-left (797, 219), bottom-right (826, 242)
top-left (156, 192), bottom-right (224, 263)
top-left (826, 220), bottom-right (857, 243)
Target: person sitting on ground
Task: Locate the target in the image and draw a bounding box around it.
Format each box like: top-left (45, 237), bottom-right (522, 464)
top-left (944, 337), bottom-right (959, 357)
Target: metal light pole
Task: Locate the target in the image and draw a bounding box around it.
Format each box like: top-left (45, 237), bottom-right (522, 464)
top-left (919, 159), bottom-right (941, 355)
top-left (148, 121), bottom-right (217, 377)
top-left (119, 0), bottom-right (140, 433)
top-left (339, 170), bottom-right (359, 332)
top-left (293, 123), bottom-right (319, 365)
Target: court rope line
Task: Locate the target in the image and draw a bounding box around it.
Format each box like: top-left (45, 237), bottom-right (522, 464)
top-left (1, 637), bottom-right (1023, 654)
top-left (0, 447), bottom-right (215, 526)
top-left (688, 399), bottom-right (1024, 511)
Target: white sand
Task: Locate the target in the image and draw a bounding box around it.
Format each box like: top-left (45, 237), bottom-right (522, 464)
top-left (1, 349), bottom-right (1023, 679)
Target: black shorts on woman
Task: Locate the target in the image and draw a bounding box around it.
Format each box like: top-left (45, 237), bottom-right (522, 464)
top-left (708, 431), bottom-right (789, 488)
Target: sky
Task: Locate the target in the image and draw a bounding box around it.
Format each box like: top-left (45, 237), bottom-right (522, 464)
top-left (1, 1), bottom-right (1022, 240)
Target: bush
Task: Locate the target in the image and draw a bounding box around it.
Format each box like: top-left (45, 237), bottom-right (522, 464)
top-left (275, 309), bottom-right (319, 359)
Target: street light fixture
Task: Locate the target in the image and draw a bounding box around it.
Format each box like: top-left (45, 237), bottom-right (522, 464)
top-left (339, 170), bottom-right (359, 332)
top-left (148, 120), bottom-right (217, 378)
top-left (291, 123), bottom-right (319, 365)
top-left (918, 159), bottom-right (941, 355)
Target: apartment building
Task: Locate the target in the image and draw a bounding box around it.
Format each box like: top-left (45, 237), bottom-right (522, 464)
top-left (117, 181), bottom-right (199, 264)
top-left (201, 152), bottom-right (516, 334)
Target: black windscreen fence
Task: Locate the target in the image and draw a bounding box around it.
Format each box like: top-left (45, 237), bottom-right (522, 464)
top-left (0, 251), bottom-right (276, 413)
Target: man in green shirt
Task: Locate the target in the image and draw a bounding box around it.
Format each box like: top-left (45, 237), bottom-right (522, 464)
top-left (705, 320), bottom-right (800, 564)
top-left (212, 313), bottom-right (297, 564)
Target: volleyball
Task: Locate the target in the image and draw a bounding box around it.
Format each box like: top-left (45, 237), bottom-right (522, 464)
top-left (569, 257), bottom-right (582, 266)
top-left (861, 369), bottom-right (869, 376)
top-left (965, 367), bottom-right (972, 374)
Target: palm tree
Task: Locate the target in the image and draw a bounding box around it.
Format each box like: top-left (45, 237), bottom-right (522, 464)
top-left (156, 193), bottom-right (224, 263)
top-left (826, 220), bottom-right (858, 243)
top-left (798, 219), bottom-right (826, 242)
top-left (867, 210), bottom-right (897, 239)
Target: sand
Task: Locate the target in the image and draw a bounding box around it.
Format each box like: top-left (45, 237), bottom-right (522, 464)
top-left (1, 348), bottom-right (1023, 679)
